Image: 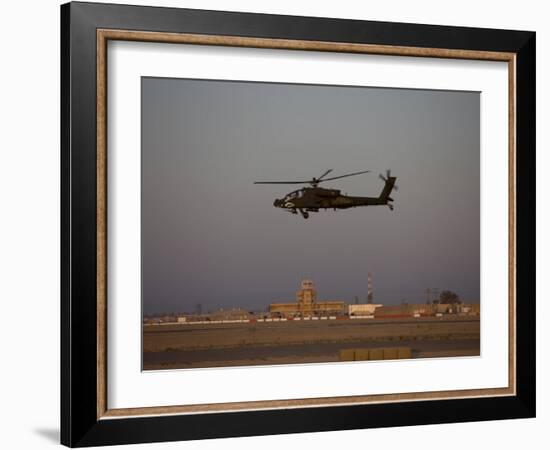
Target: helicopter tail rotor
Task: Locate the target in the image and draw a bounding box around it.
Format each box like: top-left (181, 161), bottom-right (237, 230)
top-left (378, 169), bottom-right (398, 210)
top-left (379, 169), bottom-right (398, 191)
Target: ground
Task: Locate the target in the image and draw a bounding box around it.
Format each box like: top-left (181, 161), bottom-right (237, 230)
top-left (143, 316), bottom-right (480, 370)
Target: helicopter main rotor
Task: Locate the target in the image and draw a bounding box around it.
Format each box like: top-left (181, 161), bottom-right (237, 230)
top-left (254, 169), bottom-right (371, 187)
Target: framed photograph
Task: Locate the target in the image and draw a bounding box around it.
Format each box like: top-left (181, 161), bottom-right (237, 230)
top-left (61, 1), bottom-right (536, 447)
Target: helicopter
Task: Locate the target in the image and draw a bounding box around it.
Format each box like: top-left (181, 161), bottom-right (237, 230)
top-left (254, 169), bottom-right (398, 219)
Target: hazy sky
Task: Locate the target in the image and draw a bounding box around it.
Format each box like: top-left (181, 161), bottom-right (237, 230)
top-left (142, 77), bottom-right (480, 314)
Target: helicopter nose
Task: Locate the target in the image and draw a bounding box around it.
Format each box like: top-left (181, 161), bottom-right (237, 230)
top-left (274, 199), bottom-right (283, 208)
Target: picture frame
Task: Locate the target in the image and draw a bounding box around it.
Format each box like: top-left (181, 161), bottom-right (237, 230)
top-left (60, 1), bottom-right (535, 447)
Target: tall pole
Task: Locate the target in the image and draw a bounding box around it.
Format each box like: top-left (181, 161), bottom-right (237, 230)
top-left (368, 272), bottom-right (373, 304)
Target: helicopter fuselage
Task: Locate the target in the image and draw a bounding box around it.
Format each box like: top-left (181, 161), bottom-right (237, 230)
top-left (274, 187), bottom-right (387, 210)
top-left (273, 177), bottom-right (396, 218)
top-left (255, 169), bottom-right (397, 219)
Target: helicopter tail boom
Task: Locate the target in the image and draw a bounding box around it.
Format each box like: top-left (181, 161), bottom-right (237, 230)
top-left (379, 177), bottom-right (396, 202)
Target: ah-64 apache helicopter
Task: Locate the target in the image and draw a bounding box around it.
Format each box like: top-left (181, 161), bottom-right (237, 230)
top-left (254, 169), bottom-right (397, 219)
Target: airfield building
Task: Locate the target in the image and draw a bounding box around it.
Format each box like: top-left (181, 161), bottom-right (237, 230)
top-left (269, 279), bottom-right (345, 316)
top-left (348, 303), bottom-right (383, 316)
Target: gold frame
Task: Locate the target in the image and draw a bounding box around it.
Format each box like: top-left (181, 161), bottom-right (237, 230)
top-left (96, 29), bottom-right (516, 420)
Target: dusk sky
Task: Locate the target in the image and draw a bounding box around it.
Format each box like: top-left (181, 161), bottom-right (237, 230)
top-left (141, 77), bottom-right (480, 315)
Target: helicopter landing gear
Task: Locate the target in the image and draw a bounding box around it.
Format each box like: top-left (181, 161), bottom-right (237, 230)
top-left (289, 209), bottom-right (298, 215)
top-left (388, 204), bottom-right (394, 211)
top-left (298, 209), bottom-right (309, 219)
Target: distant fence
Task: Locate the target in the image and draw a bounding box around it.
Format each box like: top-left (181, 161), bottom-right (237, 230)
top-left (147, 317), bottom-right (343, 325)
top-left (145, 310), bottom-right (478, 326)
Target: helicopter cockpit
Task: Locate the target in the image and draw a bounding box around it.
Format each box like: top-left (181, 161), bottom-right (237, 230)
top-left (285, 189), bottom-right (303, 200)
top-left (273, 189), bottom-right (303, 208)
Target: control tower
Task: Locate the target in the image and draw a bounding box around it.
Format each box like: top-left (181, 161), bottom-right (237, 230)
top-left (269, 279), bottom-right (344, 317)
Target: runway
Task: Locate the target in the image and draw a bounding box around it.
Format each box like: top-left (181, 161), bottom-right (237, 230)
top-left (143, 316), bottom-right (480, 370)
